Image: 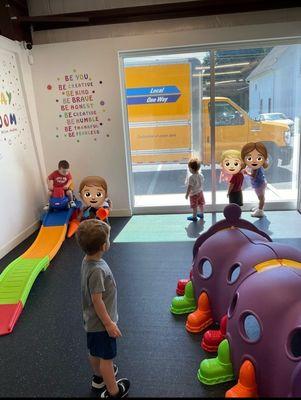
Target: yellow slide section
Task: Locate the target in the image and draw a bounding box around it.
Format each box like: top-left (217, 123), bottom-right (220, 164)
top-left (0, 207), bottom-right (73, 335)
top-left (22, 225), bottom-right (67, 260)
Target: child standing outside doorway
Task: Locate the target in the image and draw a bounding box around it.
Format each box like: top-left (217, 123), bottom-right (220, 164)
top-left (221, 150), bottom-right (245, 207)
top-left (241, 142), bottom-right (268, 218)
top-left (185, 157), bottom-right (205, 221)
top-left (76, 219), bottom-right (130, 398)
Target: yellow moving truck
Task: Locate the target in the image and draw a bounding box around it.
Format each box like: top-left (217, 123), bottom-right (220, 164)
top-left (124, 62), bottom-right (292, 167)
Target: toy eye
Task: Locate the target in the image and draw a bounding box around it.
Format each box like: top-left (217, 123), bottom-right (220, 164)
top-left (257, 156), bottom-right (263, 162)
top-left (96, 192), bottom-right (103, 197)
top-left (225, 162), bottom-right (230, 166)
top-left (198, 259), bottom-right (213, 279)
top-left (228, 263), bottom-right (241, 284)
top-left (247, 156), bottom-right (252, 162)
top-left (84, 192), bottom-right (91, 197)
top-left (234, 162), bottom-right (238, 167)
top-left (241, 313), bottom-right (261, 342)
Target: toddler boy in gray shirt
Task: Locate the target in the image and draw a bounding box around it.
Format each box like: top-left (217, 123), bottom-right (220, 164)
top-left (76, 219), bottom-right (130, 398)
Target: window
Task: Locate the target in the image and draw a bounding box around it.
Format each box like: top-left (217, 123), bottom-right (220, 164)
top-left (198, 259), bottom-right (213, 279)
top-left (259, 98), bottom-right (263, 114)
top-left (228, 263), bottom-right (241, 284)
top-left (121, 44), bottom-right (300, 212)
top-left (241, 313), bottom-right (261, 342)
top-left (214, 102), bottom-right (244, 126)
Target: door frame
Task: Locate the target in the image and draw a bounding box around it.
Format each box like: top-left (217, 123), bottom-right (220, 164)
top-left (119, 37), bottom-right (301, 215)
top-left (296, 108), bottom-right (301, 213)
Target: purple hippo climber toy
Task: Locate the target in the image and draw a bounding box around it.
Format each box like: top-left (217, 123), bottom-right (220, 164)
top-left (199, 265), bottom-right (301, 397)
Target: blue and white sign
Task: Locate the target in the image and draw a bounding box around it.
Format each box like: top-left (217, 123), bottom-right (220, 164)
top-left (126, 85), bottom-right (181, 105)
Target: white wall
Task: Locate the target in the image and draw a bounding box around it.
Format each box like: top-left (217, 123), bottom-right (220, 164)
top-left (31, 19), bottom-right (301, 216)
top-left (249, 45), bottom-right (301, 119)
top-left (274, 47), bottom-right (297, 117)
top-left (249, 73), bottom-right (275, 118)
top-left (0, 36), bottom-right (47, 258)
top-left (31, 40), bottom-right (132, 215)
top-left (294, 46), bottom-right (301, 135)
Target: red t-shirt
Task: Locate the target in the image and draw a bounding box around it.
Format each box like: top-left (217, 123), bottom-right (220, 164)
top-left (230, 172), bottom-right (244, 192)
top-left (48, 170), bottom-right (72, 188)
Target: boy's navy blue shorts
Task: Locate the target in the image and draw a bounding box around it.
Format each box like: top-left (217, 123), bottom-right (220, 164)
top-left (87, 331), bottom-right (117, 360)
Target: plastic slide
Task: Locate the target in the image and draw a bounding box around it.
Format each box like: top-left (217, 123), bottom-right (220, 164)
top-left (0, 207), bottom-right (75, 335)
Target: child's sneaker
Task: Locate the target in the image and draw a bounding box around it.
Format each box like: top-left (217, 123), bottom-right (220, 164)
top-left (91, 364), bottom-right (118, 390)
top-left (251, 208), bottom-right (265, 218)
top-left (43, 203), bottom-right (49, 211)
top-left (187, 216), bottom-right (197, 222)
top-left (69, 200), bottom-right (77, 208)
top-left (197, 213), bottom-right (204, 219)
top-left (100, 378), bottom-right (130, 398)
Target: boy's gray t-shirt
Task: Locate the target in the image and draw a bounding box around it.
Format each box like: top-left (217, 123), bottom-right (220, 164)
top-left (81, 257), bottom-right (118, 332)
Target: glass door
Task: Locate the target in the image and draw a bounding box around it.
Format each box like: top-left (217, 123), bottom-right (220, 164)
top-left (213, 44), bottom-right (300, 209)
top-left (120, 51), bottom-right (211, 210)
top-left (297, 147), bottom-right (301, 213)
top-left (120, 41), bottom-right (300, 213)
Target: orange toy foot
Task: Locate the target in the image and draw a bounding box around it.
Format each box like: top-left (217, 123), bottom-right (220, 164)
top-left (96, 207), bottom-right (109, 220)
top-left (226, 360), bottom-right (258, 398)
top-left (67, 219), bottom-right (80, 238)
top-left (186, 292), bottom-right (213, 333)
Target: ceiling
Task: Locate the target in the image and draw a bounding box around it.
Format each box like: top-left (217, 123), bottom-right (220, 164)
top-left (1, 0), bottom-right (300, 43)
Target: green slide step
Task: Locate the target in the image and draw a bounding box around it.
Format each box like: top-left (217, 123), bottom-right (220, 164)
top-left (0, 256), bottom-right (50, 306)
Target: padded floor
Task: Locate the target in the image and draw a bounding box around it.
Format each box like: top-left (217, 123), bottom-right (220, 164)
top-left (0, 212), bottom-right (300, 397)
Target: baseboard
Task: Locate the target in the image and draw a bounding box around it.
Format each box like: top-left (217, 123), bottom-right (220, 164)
top-left (0, 220), bottom-right (40, 260)
top-left (110, 209), bottom-right (132, 217)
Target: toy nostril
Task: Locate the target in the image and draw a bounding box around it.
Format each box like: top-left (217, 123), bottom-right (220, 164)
top-left (289, 329), bottom-right (301, 358)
